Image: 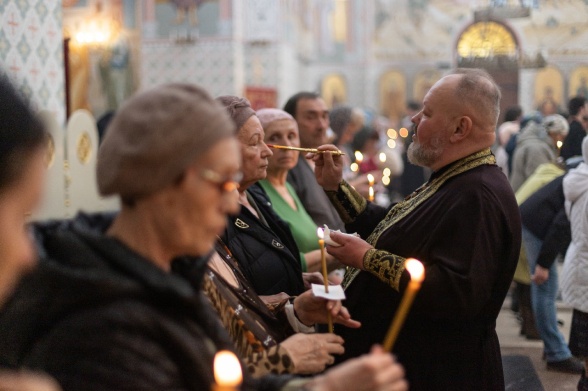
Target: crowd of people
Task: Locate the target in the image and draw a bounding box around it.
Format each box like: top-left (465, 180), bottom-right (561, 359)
top-left (0, 65), bottom-right (587, 391)
top-left (490, 93), bottom-right (587, 389)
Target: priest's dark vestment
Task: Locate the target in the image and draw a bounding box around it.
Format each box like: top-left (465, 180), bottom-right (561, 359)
top-left (328, 150), bottom-right (521, 391)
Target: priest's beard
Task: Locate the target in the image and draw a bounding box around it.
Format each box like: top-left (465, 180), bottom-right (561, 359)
top-left (407, 135), bottom-right (447, 168)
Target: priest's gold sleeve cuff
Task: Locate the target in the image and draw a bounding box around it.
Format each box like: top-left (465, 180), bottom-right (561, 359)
top-left (324, 180), bottom-right (367, 224)
top-left (363, 248), bottom-right (406, 291)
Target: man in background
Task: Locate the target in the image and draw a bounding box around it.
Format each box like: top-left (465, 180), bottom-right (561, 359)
top-left (283, 92), bottom-right (345, 231)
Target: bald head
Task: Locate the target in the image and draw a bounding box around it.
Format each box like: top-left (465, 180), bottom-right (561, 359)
top-left (409, 68), bottom-right (501, 170)
top-left (450, 68), bottom-right (501, 132)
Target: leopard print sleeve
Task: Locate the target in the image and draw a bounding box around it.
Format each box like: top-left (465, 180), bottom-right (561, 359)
top-left (202, 272), bottom-right (296, 377)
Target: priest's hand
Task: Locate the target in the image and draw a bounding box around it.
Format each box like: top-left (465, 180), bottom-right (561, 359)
top-left (306, 345), bottom-right (408, 391)
top-left (326, 231), bottom-right (373, 270)
top-left (311, 144), bottom-right (344, 191)
top-left (293, 290), bottom-right (361, 329)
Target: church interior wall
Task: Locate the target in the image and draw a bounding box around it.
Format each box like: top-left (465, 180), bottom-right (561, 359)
top-left (0, 0), bottom-right (65, 124)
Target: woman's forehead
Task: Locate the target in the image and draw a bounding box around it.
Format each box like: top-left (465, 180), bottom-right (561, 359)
top-left (267, 119), bottom-right (297, 133)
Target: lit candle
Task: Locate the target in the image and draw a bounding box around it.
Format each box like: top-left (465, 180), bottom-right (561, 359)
top-left (354, 150), bottom-right (364, 163)
top-left (317, 228), bottom-right (333, 333)
top-left (367, 173), bottom-right (375, 202)
top-left (379, 152), bottom-right (387, 163)
top-left (557, 140), bottom-right (563, 149)
top-left (213, 350), bottom-right (242, 391)
top-left (382, 258), bottom-right (425, 352)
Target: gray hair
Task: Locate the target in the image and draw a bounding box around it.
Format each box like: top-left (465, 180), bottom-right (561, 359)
top-left (542, 114), bottom-right (569, 136)
top-left (451, 68), bottom-right (502, 128)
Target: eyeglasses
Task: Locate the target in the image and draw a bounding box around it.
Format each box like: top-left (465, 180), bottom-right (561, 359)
top-left (200, 169), bottom-right (242, 193)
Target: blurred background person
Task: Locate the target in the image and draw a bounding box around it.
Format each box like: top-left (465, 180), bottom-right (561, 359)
top-left (329, 105), bottom-right (364, 159)
top-left (398, 101), bottom-right (430, 198)
top-left (519, 173), bottom-right (583, 374)
top-left (495, 105), bottom-right (523, 178)
top-left (0, 73), bottom-right (61, 391)
top-left (284, 92), bottom-right (345, 231)
top-left (510, 114), bottom-right (569, 192)
top-left (560, 96), bottom-right (587, 161)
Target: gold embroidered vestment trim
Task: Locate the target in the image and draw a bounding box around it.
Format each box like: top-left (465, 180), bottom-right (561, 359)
top-left (341, 149), bottom-right (496, 290)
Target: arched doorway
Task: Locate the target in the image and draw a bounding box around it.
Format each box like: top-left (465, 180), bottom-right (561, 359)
top-left (379, 70), bottom-right (407, 128)
top-left (456, 21), bottom-right (520, 122)
top-left (321, 74), bottom-right (347, 109)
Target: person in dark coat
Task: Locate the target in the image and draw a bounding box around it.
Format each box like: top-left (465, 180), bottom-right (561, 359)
top-left (284, 92), bottom-right (346, 231)
top-left (312, 69), bottom-right (521, 390)
top-left (560, 96), bottom-right (587, 160)
top-left (519, 175), bottom-right (584, 373)
top-left (218, 96), bottom-right (307, 297)
top-left (0, 84), bottom-right (408, 391)
top-left (0, 72), bottom-right (61, 391)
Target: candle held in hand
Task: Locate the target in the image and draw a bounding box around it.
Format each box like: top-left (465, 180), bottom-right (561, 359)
top-left (317, 227), bottom-right (333, 333)
top-left (382, 258), bottom-right (425, 352)
top-left (213, 350), bottom-right (242, 391)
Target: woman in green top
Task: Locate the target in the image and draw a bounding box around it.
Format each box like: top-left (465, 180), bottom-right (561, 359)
top-left (256, 108), bottom-right (339, 274)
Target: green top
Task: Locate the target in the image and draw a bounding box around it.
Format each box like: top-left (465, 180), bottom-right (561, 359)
top-left (258, 180), bottom-right (320, 272)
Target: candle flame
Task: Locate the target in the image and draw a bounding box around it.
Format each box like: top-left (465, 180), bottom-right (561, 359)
top-left (354, 151), bottom-right (364, 163)
top-left (213, 350), bottom-right (242, 387)
top-left (557, 140), bottom-right (563, 149)
top-left (317, 227), bottom-right (324, 239)
top-left (350, 162), bottom-right (359, 172)
top-left (405, 258), bottom-right (425, 283)
top-left (367, 173), bottom-right (375, 185)
top-left (379, 152), bottom-right (387, 163)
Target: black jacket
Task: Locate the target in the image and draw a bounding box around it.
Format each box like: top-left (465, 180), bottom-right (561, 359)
top-left (560, 120), bottom-right (586, 161)
top-left (519, 175), bottom-right (571, 268)
top-left (0, 212), bottom-right (291, 391)
top-left (224, 185), bottom-right (305, 296)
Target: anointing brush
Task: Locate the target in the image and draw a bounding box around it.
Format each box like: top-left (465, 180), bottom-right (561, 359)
top-left (266, 144), bottom-right (345, 156)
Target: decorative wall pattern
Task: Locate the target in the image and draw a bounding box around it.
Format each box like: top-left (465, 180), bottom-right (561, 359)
top-left (141, 40), bottom-right (239, 97)
top-left (0, 0), bottom-right (65, 124)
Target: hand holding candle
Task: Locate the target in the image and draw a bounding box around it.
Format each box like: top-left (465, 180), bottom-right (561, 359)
top-left (383, 258), bottom-right (425, 352)
top-left (317, 227), bottom-right (333, 333)
top-left (213, 350), bottom-right (242, 391)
